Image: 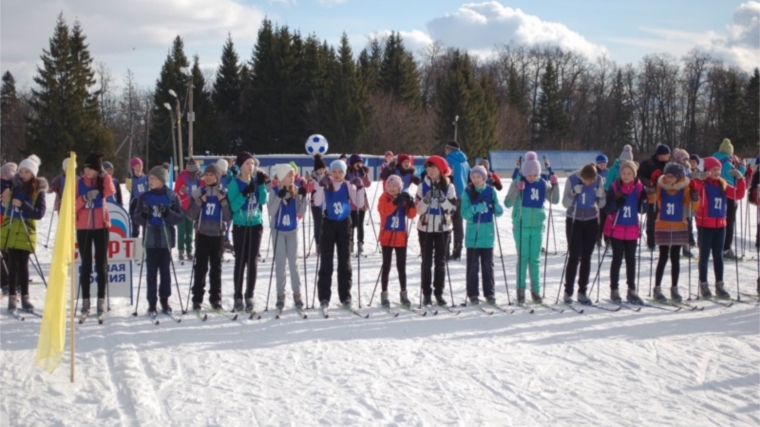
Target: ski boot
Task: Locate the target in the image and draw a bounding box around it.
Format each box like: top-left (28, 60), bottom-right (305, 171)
top-left (350, 241), bottom-right (354, 254)
top-left (358, 242), bottom-right (364, 255)
top-left (563, 290), bottom-right (574, 304)
top-left (223, 241), bottom-right (234, 252)
top-left (148, 302), bottom-right (158, 314)
top-left (81, 298), bottom-right (91, 315)
top-left (341, 298), bottom-right (352, 309)
top-left (577, 291), bottom-right (592, 305)
top-left (178, 250), bottom-right (185, 261)
top-left (610, 288), bottom-right (622, 304)
top-left (186, 252), bottom-right (194, 262)
top-left (670, 286), bottom-right (682, 303)
top-left (468, 295), bottom-right (480, 305)
top-left (530, 291), bottom-right (542, 304)
top-left (380, 291), bottom-right (390, 309)
top-left (192, 301), bottom-right (202, 311)
top-left (448, 243), bottom-right (462, 261)
top-left (626, 288), bottom-right (643, 305)
top-left (723, 249), bottom-right (736, 260)
top-left (20, 295), bottom-right (34, 312)
top-left (293, 293), bottom-right (304, 309)
top-left (434, 295), bottom-right (447, 307)
top-left (715, 281), bottom-right (730, 299)
top-left (160, 297), bottom-right (172, 313)
top-left (276, 293), bottom-right (286, 310)
top-left (517, 288), bottom-right (526, 304)
top-left (652, 286), bottom-right (667, 302)
top-left (97, 298), bottom-right (106, 315)
top-left (699, 281), bottom-right (712, 298)
top-left (233, 298), bottom-right (244, 313)
top-left (486, 295), bottom-right (497, 305)
top-left (422, 295), bottom-right (432, 306)
top-left (245, 298), bottom-right (255, 313)
top-left (7, 294), bottom-right (17, 311)
top-left (682, 247), bottom-right (693, 258)
top-left (399, 291), bottom-right (411, 308)
top-left (210, 300), bottom-right (223, 311)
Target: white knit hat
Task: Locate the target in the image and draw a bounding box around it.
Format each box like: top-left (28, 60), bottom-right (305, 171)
top-left (274, 163), bottom-right (294, 181)
top-left (216, 158), bottom-right (229, 172)
top-left (19, 155), bottom-right (41, 177)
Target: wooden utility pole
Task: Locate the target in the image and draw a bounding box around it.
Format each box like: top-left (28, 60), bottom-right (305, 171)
top-left (188, 83), bottom-right (194, 158)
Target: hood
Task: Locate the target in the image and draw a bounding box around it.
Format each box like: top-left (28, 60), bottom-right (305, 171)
top-left (445, 149), bottom-right (468, 164)
top-left (712, 152), bottom-right (731, 162)
top-left (657, 175), bottom-right (689, 192)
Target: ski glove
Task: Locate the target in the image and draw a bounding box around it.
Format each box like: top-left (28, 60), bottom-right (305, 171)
top-left (615, 195), bottom-right (626, 209)
top-left (595, 186), bottom-right (606, 198)
top-left (84, 190), bottom-right (100, 202)
top-left (278, 188), bottom-right (289, 199)
top-left (516, 180), bottom-right (525, 191)
top-left (350, 176), bottom-right (364, 190)
top-left (298, 186), bottom-right (307, 196)
top-left (241, 181), bottom-right (257, 196)
top-left (180, 185), bottom-right (189, 195)
top-left (319, 174), bottom-right (334, 191)
top-left (158, 204), bottom-right (168, 216)
top-left (255, 171), bottom-right (269, 184)
top-left (141, 205), bottom-right (151, 218)
top-left (473, 202), bottom-right (488, 214)
top-left (729, 169), bottom-right (743, 179)
top-left (549, 175), bottom-right (558, 185)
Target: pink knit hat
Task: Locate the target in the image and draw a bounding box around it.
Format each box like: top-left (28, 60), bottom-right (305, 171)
top-left (386, 174), bottom-right (403, 190)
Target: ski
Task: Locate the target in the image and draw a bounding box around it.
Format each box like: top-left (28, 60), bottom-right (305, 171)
top-left (640, 302), bottom-right (681, 312)
top-left (739, 292), bottom-right (760, 300)
top-left (672, 301), bottom-right (703, 311)
top-left (396, 303), bottom-right (427, 316)
top-left (194, 309), bottom-right (208, 321)
top-left (8, 310), bottom-right (25, 321)
top-left (162, 311), bottom-right (182, 323)
top-left (382, 306), bottom-right (400, 317)
top-left (274, 308), bottom-right (284, 319)
top-left (581, 303), bottom-right (621, 312)
top-left (78, 313), bottom-right (88, 324)
top-left (208, 306), bottom-right (239, 321)
top-left (530, 302), bottom-right (563, 313)
top-left (339, 304), bottom-right (369, 319)
top-left (699, 297), bottom-right (733, 308)
top-left (486, 302), bottom-right (515, 314)
top-left (295, 307), bottom-right (308, 319)
top-left (439, 304), bottom-right (461, 315)
top-left (148, 312), bottom-right (160, 325)
top-left (646, 299), bottom-right (685, 310)
top-left (729, 298), bottom-right (754, 305)
top-left (561, 302), bottom-right (585, 314)
top-left (422, 304), bottom-right (439, 316)
top-left (21, 309), bottom-right (43, 318)
top-left (516, 303), bottom-right (536, 313)
top-left (608, 300), bottom-right (642, 312)
top-left (459, 303), bottom-right (493, 315)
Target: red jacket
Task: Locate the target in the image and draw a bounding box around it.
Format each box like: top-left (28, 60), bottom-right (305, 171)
top-left (696, 177), bottom-right (744, 229)
top-left (378, 192), bottom-right (416, 247)
top-left (173, 170), bottom-right (204, 211)
top-left (75, 174), bottom-right (116, 230)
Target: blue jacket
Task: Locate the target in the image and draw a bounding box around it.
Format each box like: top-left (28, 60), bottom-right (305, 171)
top-left (713, 152), bottom-right (746, 187)
top-left (445, 149), bottom-right (471, 198)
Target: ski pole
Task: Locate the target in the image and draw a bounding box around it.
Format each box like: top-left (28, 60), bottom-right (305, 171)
top-left (589, 213), bottom-right (620, 301)
top-left (18, 212), bottom-right (48, 288)
top-left (265, 201), bottom-right (283, 311)
top-left (734, 184), bottom-right (741, 301)
top-left (301, 205), bottom-right (309, 309)
top-left (131, 223), bottom-right (149, 316)
top-left (555, 199), bottom-right (578, 304)
top-left (43, 210), bottom-right (55, 249)
top-left (493, 217), bottom-right (512, 305)
top-left (161, 216), bottom-right (186, 313)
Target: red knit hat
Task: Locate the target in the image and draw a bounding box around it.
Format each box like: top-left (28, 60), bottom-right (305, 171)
top-left (703, 157), bottom-right (721, 172)
top-left (398, 154), bottom-right (411, 165)
top-left (424, 155), bottom-right (451, 176)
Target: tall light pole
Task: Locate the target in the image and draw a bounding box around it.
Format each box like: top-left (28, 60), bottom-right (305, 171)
top-left (180, 67), bottom-right (194, 159)
top-left (453, 115), bottom-right (459, 143)
top-left (168, 89), bottom-right (184, 169)
top-left (164, 102), bottom-right (178, 179)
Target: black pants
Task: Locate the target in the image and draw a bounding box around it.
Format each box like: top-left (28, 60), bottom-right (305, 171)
top-left (419, 231), bottom-right (449, 297)
top-left (466, 248), bottom-right (494, 299)
top-left (311, 206), bottom-right (322, 245)
top-left (350, 210), bottom-right (365, 243)
top-left (381, 246), bottom-right (407, 292)
top-left (610, 239), bottom-right (637, 290)
top-left (646, 206), bottom-right (656, 250)
top-left (564, 219), bottom-right (598, 294)
top-left (698, 227), bottom-right (725, 283)
top-left (318, 218), bottom-right (353, 303)
top-left (232, 224), bottom-right (263, 299)
top-left (452, 198), bottom-right (464, 249)
top-left (146, 248), bottom-right (171, 305)
top-left (6, 249), bottom-right (30, 296)
top-left (655, 245), bottom-right (681, 288)
top-left (192, 234), bottom-right (224, 304)
top-left (77, 229), bottom-right (109, 299)
top-left (724, 198), bottom-right (737, 251)
top-left (598, 210), bottom-right (608, 244)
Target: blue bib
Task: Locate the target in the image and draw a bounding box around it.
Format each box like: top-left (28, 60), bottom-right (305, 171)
top-left (705, 183), bottom-right (727, 218)
top-left (107, 178), bottom-right (120, 204)
top-left (660, 189), bottom-right (684, 222)
top-left (568, 175), bottom-right (599, 209)
top-left (383, 202), bottom-right (407, 232)
top-left (522, 179), bottom-right (545, 209)
top-left (131, 175), bottom-right (148, 201)
top-left (78, 179), bottom-right (103, 209)
top-left (422, 181), bottom-right (442, 215)
top-left (234, 177), bottom-right (259, 215)
top-left (273, 186), bottom-right (298, 232)
top-left (616, 189), bottom-right (639, 226)
top-left (465, 186), bottom-right (495, 223)
top-left (324, 183), bottom-right (351, 221)
top-left (393, 170), bottom-right (414, 190)
top-left (183, 173), bottom-right (200, 194)
top-left (144, 191), bottom-right (171, 226)
top-left (201, 194), bottom-right (222, 222)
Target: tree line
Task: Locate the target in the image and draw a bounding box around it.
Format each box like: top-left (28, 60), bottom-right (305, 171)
top-left (2, 14), bottom-right (758, 178)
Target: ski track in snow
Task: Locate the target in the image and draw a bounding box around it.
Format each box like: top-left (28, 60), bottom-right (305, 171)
top-left (1, 179), bottom-right (759, 426)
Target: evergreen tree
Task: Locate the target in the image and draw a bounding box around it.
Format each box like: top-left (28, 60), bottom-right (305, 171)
top-left (378, 32), bottom-right (422, 107)
top-left (27, 14), bottom-right (114, 175)
top-left (608, 69), bottom-right (633, 153)
top-left (740, 68), bottom-right (759, 155)
top-left (323, 33), bottom-right (367, 153)
top-left (212, 33), bottom-right (243, 153)
top-left (507, 67), bottom-right (524, 113)
top-left (1, 71), bottom-right (26, 160)
top-left (719, 74), bottom-right (742, 145)
top-left (189, 56), bottom-right (222, 155)
top-left (533, 59), bottom-right (568, 147)
top-left (295, 34), bottom-right (329, 136)
top-left (358, 39), bottom-right (382, 94)
top-left (151, 36), bottom-right (191, 166)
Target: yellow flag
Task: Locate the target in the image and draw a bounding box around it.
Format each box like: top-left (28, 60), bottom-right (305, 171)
top-left (35, 152), bottom-right (77, 374)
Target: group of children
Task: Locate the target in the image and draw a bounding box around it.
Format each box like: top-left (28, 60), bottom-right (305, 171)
top-left (2, 138), bottom-right (758, 318)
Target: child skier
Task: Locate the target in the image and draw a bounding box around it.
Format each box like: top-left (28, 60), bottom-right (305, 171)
top-left (132, 166), bottom-right (184, 314)
top-left (128, 157), bottom-right (148, 238)
top-left (347, 154), bottom-right (371, 254)
top-left (268, 164), bottom-right (308, 311)
top-left (103, 161), bottom-right (123, 206)
top-left (695, 156), bottom-right (744, 299)
top-left (1, 155), bottom-right (46, 312)
top-left (380, 154), bottom-right (421, 191)
top-left (596, 154), bottom-right (609, 247)
top-left (416, 155), bottom-right (457, 306)
top-left (478, 159), bottom-right (503, 191)
top-left (226, 152), bottom-right (269, 313)
top-left (604, 160), bottom-right (646, 304)
top-left (562, 163), bottom-right (606, 304)
top-left (377, 174), bottom-right (416, 308)
top-left (314, 159), bottom-right (365, 310)
top-left (462, 165), bottom-right (504, 305)
top-left (186, 164), bottom-right (232, 310)
top-left (174, 158), bottom-right (203, 261)
top-left (76, 152), bottom-right (116, 317)
top-left (0, 162), bottom-right (17, 296)
top-left (48, 159), bottom-right (66, 212)
top-left (504, 152), bottom-right (559, 304)
top-left (651, 163), bottom-right (698, 303)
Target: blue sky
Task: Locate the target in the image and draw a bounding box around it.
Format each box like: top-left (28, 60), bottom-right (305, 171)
top-left (1, 0), bottom-right (756, 91)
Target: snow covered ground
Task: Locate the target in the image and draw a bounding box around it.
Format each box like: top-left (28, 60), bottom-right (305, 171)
top-left (2, 179), bottom-right (759, 427)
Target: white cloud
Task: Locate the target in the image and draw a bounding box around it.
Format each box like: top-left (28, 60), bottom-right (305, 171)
top-left (366, 30), bottom-right (435, 56)
top-left (614, 1), bottom-right (759, 70)
top-left (425, 2), bottom-right (607, 59)
top-left (317, 0), bottom-right (347, 6)
top-left (1, 0), bottom-right (265, 87)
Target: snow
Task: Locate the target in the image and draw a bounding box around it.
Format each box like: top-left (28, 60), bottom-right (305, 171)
top-left (2, 179), bottom-right (759, 427)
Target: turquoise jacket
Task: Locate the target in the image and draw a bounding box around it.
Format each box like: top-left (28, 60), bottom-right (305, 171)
top-left (604, 159), bottom-right (621, 191)
top-left (503, 176), bottom-right (560, 228)
top-left (461, 184), bottom-right (504, 248)
top-left (226, 174), bottom-right (269, 226)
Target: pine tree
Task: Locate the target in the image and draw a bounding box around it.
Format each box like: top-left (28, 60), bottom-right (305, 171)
top-left (435, 50), bottom-right (472, 147)
top-left (719, 74), bottom-right (742, 145)
top-left (27, 14), bottom-right (114, 175)
top-left (323, 33), bottom-right (367, 153)
top-left (212, 33), bottom-right (243, 153)
top-left (533, 59), bottom-right (568, 147)
top-left (1, 71), bottom-right (26, 160)
top-left (740, 68), bottom-right (759, 155)
top-left (295, 34), bottom-right (329, 136)
top-left (507, 67), bottom-right (523, 113)
top-left (608, 69), bottom-right (633, 153)
top-left (358, 39), bottom-right (382, 94)
top-left (151, 36), bottom-right (191, 166)
top-left (188, 56), bottom-right (222, 156)
top-left (378, 32), bottom-right (422, 107)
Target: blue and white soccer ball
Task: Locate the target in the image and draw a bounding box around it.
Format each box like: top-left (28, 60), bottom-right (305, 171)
top-left (305, 134), bottom-right (328, 156)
